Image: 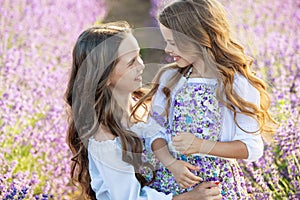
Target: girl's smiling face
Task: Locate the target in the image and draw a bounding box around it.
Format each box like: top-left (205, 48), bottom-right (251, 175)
top-left (159, 23), bottom-right (199, 68)
top-left (109, 33), bottom-right (145, 94)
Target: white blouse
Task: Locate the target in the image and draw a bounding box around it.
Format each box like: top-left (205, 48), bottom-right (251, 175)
top-left (88, 137), bottom-right (173, 200)
top-left (132, 69), bottom-right (264, 162)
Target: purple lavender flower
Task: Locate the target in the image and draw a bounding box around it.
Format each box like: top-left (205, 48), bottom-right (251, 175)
top-left (150, 0), bottom-right (299, 198)
top-left (0, 0), bottom-right (107, 198)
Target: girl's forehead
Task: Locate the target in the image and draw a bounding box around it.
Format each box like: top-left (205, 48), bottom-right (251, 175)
top-left (117, 34), bottom-right (140, 57)
top-left (159, 23), bottom-right (173, 38)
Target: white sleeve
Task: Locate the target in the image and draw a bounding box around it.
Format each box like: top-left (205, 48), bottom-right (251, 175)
top-left (132, 69), bottom-right (178, 150)
top-left (232, 74), bottom-right (264, 162)
top-left (88, 138), bottom-right (173, 200)
top-left (151, 68), bottom-right (178, 122)
top-left (151, 69), bottom-right (175, 123)
top-left (131, 118), bottom-right (168, 152)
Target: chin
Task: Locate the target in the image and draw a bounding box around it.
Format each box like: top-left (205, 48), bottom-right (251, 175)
top-left (177, 62), bottom-right (190, 68)
top-left (133, 84), bottom-right (142, 91)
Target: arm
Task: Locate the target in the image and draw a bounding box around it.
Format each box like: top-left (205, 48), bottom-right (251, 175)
top-left (172, 74), bottom-right (264, 161)
top-left (206, 140), bottom-right (248, 159)
top-left (231, 74), bottom-right (264, 161)
top-left (151, 137), bottom-right (222, 199)
top-left (172, 134), bottom-right (248, 159)
top-left (89, 138), bottom-right (221, 200)
top-left (152, 138), bottom-right (201, 188)
top-left (88, 138), bottom-right (173, 200)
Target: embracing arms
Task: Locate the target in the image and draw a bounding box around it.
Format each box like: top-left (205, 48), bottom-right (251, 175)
top-left (88, 137), bottom-right (221, 200)
top-left (172, 133), bottom-right (249, 159)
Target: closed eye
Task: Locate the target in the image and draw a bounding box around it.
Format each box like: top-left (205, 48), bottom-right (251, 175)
top-left (168, 41), bottom-right (175, 46)
top-left (128, 58), bottom-right (135, 66)
top-left (166, 39), bottom-right (175, 46)
top-left (128, 54), bottom-right (142, 66)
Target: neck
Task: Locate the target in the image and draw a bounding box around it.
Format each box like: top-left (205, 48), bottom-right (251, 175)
top-left (191, 59), bottom-right (217, 78)
top-left (111, 89), bottom-right (133, 126)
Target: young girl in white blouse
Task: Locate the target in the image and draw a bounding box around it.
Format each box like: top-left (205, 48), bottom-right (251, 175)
top-left (132, 0), bottom-right (277, 199)
top-left (65, 21), bottom-right (221, 200)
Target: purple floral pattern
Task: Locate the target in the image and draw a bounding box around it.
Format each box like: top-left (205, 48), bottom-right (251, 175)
top-left (150, 0), bottom-right (300, 198)
top-left (150, 80), bottom-right (249, 199)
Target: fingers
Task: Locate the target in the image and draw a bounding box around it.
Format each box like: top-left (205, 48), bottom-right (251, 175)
top-left (184, 164), bottom-right (201, 183)
top-left (183, 171), bottom-right (201, 183)
top-left (175, 148), bottom-right (192, 155)
top-left (171, 136), bottom-right (181, 149)
top-left (172, 142), bottom-right (188, 154)
top-left (172, 135), bottom-right (182, 143)
top-left (185, 173), bottom-right (202, 183)
top-left (172, 139), bottom-right (190, 154)
top-left (172, 132), bottom-right (191, 141)
top-left (175, 162), bottom-right (201, 188)
top-left (197, 181), bottom-right (220, 189)
top-left (196, 181), bottom-right (221, 198)
top-left (179, 179), bottom-right (197, 189)
top-left (178, 177), bottom-right (201, 188)
top-left (172, 133), bottom-right (197, 155)
top-left (185, 162), bottom-right (200, 171)
top-left (174, 146), bottom-right (187, 153)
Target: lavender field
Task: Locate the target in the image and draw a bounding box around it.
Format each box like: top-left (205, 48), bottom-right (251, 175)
top-left (1, 0), bottom-right (299, 199)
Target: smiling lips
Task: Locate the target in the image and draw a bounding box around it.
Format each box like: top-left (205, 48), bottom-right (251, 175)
top-left (135, 72), bottom-right (143, 82)
top-left (169, 53), bottom-right (181, 62)
top-left (173, 56), bottom-right (181, 62)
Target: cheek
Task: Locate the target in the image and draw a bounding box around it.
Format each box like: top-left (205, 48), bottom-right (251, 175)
top-left (110, 71), bottom-right (122, 83)
top-left (117, 70), bottom-right (136, 84)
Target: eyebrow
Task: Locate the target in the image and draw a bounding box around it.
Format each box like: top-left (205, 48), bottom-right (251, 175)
top-left (126, 51), bottom-right (140, 66)
top-left (166, 39), bottom-right (175, 44)
top-left (127, 57), bottom-right (136, 65)
top-left (166, 39), bottom-right (174, 42)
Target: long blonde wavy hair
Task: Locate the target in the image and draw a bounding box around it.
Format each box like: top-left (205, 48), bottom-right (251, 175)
top-left (65, 22), bottom-right (153, 199)
top-left (133, 0), bottom-right (277, 140)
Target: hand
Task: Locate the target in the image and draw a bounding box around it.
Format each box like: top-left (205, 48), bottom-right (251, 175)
top-left (168, 160), bottom-right (201, 188)
top-left (190, 181), bottom-right (222, 200)
top-left (172, 132), bottom-right (201, 154)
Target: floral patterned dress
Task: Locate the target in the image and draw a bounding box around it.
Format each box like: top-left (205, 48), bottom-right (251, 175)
top-left (149, 75), bottom-right (249, 199)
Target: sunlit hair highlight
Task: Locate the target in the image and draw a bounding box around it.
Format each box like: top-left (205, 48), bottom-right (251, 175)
top-left (134, 0), bottom-right (277, 141)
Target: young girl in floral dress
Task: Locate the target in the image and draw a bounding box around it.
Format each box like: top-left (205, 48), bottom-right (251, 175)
top-left (66, 21), bottom-right (221, 200)
top-left (133, 0), bottom-right (277, 199)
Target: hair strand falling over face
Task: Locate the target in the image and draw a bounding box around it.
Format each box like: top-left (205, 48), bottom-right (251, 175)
top-left (65, 21), bottom-right (153, 200)
top-left (134, 0), bottom-right (278, 141)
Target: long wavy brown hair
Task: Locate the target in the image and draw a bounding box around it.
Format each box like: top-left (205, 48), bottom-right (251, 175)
top-left (133, 0), bottom-right (277, 140)
top-left (65, 21), bottom-right (152, 199)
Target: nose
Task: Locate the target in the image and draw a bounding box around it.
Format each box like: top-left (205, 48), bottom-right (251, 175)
top-left (139, 63), bottom-right (145, 71)
top-left (137, 57), bottom-right (145, 71)
top-left (165, 44), bottom-right (173, 55)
